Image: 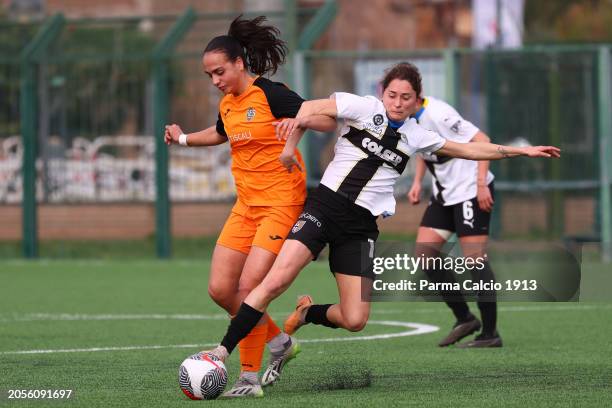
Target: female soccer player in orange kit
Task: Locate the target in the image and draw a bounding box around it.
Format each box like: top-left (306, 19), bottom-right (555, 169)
top-left (164, 15), bottom-right (335, 398)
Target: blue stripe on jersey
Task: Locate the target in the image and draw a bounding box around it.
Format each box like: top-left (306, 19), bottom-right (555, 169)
top-left (387, 118), bottom-right (405, 130)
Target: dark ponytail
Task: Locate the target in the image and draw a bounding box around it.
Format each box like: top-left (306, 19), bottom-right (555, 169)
top-left (204, 15), bottom-right (287, 76)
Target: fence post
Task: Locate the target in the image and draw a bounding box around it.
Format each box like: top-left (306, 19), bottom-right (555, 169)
top-left (295, 0), bottom-right (337, 181)
top-left (548, 57), bottom-right (563, 239)
top-left (284, 0), bottom-right (297, 87)
top-left (484, 50), bottom-right (503, 239)
top-left (443, 48), bottom-right (458, 107)
top-left (152, 7), bottom-right (196, 259)
top-left (19, 13), bottom-right (65, 259)
top-left (598, 46), bottom-right (612, 262)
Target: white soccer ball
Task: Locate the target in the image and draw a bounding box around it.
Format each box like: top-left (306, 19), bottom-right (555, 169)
top-left (178, 352), bottom-right (228, 400)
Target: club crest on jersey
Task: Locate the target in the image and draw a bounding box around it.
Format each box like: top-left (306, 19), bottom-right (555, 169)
top-left (450, 120), bottom-right (461, 133)
top-left (292, 220), bottom-right (306, 234)
top-left (246, 107), bottom-right (256, 121)
top-left (373, 114), bottom-right (384, 126)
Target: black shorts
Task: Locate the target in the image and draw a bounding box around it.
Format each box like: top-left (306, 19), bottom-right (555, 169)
top-left (420, 182), bottom-right (494, 237)
top-left (287, 184), bottom-right (379, 278)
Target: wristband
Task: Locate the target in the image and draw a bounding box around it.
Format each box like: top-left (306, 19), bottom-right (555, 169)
top-left (179, 133), bottom-right (188, 146)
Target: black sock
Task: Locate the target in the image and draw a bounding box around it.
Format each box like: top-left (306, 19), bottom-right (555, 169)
top-left (477, 301), bottom-right (497, 336)
top-left (424, 267), bottom-right (470, 321)
top-left (448, 301), bottom-right (471, 322)
top-left (476, 261), bottom-right (497, 335)
top-left (220, 303), bottom-right (263, 354)
top-left (305, 304), bottom-right (338, 329)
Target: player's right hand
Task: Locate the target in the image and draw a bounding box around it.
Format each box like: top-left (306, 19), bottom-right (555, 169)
top-left (408, 183), bottom-right (421, 205)
top-left (164, 124), bottom-right (183, 145)
top-left (523, 146), bottom-right (561, 158)
top-left (273, 118), bottom-right (302, 141)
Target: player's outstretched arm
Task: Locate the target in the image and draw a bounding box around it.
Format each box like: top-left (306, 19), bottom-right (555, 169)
top-left (164, 124), bottom-right (227, 147)
top-left (436, 140), bottom-right (561, 160)
top-left (274, 97), bottom-right (338, 140)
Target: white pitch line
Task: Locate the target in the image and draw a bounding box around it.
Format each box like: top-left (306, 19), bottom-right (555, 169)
top-left (300, 321), bottom-right (438, 343)
top-left (0, 343), bottom-right (217, 355)
top-left (372, 304), bottom-right (612, 315)
top-left (0, 313), bottom-right (230, 323)
top-left (1, 304), bottom-right (608, 323)
top-left (0, 320), bottom-right (438, 356)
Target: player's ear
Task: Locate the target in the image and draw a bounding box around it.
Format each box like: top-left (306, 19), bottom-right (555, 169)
top-left (236, 56), bottom-right (245, 72)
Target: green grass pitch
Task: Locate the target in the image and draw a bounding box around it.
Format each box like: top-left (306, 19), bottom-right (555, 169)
top-left (1, 259), bottom-right (610, 407)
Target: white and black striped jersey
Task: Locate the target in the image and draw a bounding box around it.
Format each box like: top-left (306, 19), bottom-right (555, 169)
top-left (319, 92), bottom-right (446, 217)
top-left (415, 96), bottom-right (495, 206)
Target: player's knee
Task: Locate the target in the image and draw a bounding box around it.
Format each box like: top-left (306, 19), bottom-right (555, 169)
top-left (343, 313), bottom-right (368, 332)
top-left (208, 283), bottom-right (234, 307)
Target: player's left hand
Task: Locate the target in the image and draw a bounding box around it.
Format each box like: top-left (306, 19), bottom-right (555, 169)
top-left (279, 150), bottom-right (303, 173)
top-left (477, 185), bottom-right (494, 212)
top-left (273, 118), bottom-right (302, 141)
top-left (524, 146), bottom-right (561, 158)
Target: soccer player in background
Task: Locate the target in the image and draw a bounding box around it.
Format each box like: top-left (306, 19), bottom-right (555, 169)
top-left (201, 63), bottom-right (560, 371)
top-left (164, 15), bottom-right (335, 397)
top-left (403, 62), bottom-right (501, 347)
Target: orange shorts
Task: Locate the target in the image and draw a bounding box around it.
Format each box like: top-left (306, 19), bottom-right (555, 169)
top-left (217, 200), bottom-right (303, 255)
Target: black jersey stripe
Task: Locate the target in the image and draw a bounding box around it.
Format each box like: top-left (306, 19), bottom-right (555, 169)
top-left (342, 126), bottom-right (409, 174)
top-left (337, 156), bottom-right (384, 201)
top-left (434, 155), bottom-right (453, 165)
top-left (335, 126), bottom-right (409, 201)
top-left (425, 160), bottom-right (446, 204)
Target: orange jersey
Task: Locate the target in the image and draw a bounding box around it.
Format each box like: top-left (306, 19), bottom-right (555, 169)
top-left (216, 77), bottom-right (307, 206)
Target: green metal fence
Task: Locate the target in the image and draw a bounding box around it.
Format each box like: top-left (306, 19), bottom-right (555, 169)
top-left (0, 3), bottom-right (335, 259)
top-left (296, 45), bottom-right (611, 258)
top-left (1, 6), bottom-right (610, 260)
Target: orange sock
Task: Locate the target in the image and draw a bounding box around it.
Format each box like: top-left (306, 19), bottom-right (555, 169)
top-left (238, 319), bottom-right (268, 372)
top-left (266, 316), bottom-right (281, 342)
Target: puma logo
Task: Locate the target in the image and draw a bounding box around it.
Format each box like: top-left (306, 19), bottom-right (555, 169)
top-left (463, 219), bottom-right (474, 229)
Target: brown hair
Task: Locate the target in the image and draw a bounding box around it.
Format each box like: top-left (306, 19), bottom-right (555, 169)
top-left (380, 62), bottom-right (422, 97)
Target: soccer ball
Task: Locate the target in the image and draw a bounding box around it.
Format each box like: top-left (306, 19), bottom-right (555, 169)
top-left (178, 352), bottom-right (228, 400)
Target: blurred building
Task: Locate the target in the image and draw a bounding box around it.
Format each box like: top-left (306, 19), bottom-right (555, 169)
top-left (5, 0), bottom-right (476, 49)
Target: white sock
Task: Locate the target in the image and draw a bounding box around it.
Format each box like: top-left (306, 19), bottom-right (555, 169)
top-left (267, 332), bottom-right (291, 355)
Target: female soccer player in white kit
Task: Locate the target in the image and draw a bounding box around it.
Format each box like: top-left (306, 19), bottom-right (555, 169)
top-left (201, 62), bottom-right (560, 374)
top-left (394, 61), bottom-right (501, 347)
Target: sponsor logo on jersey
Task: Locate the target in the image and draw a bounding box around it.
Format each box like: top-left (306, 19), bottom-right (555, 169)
top-left (373, 114), bottom-right (384, 126)
top-left (299, 212), bottom-right (322, 228)
top-left (362, 137), bottom-right (403, 166)
top-left (246, 107), bottom-right (256, 121)
top-left (228, 130), bottom-right (252, 143)
top-left (346, 119), bottom-right (385, 136)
